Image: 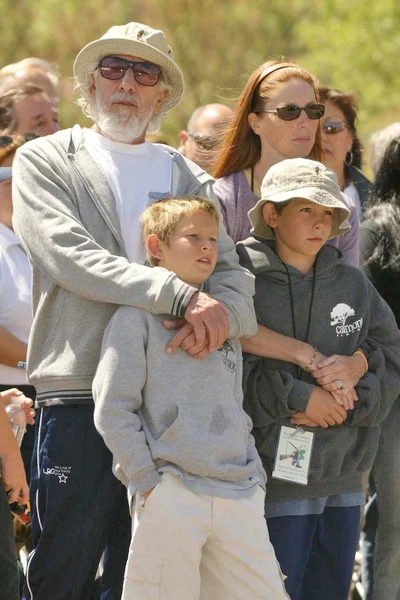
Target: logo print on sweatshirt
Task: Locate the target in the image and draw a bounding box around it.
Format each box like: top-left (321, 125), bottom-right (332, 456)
top-left (218, 341), bottom-right (236, 372)
top-left (42, 465), bottom-right (71, 483)
top-left (330, 303), bottom-right (363, 337)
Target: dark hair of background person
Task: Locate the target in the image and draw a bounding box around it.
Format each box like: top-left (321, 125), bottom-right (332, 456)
top-left (0, 84), bottom-right (46, 132)
top-left (318, 87), bottom-right (363, 169)
top-left (364, 137), bottom-right (400, 269)
top-left (213, 61), bottom-right (324, 179)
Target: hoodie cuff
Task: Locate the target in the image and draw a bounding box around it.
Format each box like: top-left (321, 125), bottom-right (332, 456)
top-left (132, 468), bottom-right (162, 496)
top-left (171, 285), bottom-right (198, 318)
top-left (287, 380), bottom-right (314, 412)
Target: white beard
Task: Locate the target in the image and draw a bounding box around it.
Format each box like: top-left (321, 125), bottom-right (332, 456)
top-left (92, 91), bottom-right (155, 143)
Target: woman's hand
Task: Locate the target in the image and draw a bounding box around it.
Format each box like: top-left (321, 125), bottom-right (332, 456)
top-left (2, 450), bottom-right (29, 504)
top-left (0, 388), bottom-right (35, 425)
top-left (310, 353), bottom-right (366, 395)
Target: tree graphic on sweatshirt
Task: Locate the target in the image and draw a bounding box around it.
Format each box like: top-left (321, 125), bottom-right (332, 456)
top-left (330, 303), bottom-right (355, 326)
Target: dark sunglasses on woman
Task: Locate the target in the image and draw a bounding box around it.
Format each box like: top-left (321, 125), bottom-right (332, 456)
top-left (98, 56), bottom-right (162, 87)
top-left (257, 103), bottom-right (325, 121)
top-left (322, 121), bottom-right (348, 134)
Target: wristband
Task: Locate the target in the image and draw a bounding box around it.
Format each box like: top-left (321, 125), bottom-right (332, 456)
top-left (303, 347), bottom-right (317, 372)
top-left (353, 350), bottom-right (368, 375)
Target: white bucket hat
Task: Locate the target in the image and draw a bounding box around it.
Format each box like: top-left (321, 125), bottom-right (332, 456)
top-left (248, 158), bottom-right (351, 240)
top-left (73, 22), bottom-right (184, 111)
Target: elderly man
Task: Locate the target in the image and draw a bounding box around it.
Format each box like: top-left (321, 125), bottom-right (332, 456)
top-left (12, 23), bottom-right (257, 600)
top-left (0, 84), bottom-right (59, 136)
top-left (179, 103), bottom-right (233, 172)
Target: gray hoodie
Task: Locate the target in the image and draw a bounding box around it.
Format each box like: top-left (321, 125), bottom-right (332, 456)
top-left (11, 126), bottom-right (257, 406)
top-left (93, 307), bottom-right (266, 495)
top-left (237, 238), bottom-right (400, 502)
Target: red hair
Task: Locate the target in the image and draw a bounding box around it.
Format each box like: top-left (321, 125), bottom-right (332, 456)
top-left (213, 61), bottom-right (323, 179)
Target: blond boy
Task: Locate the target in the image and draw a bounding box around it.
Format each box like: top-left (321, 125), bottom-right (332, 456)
top-left (93, 197), bottom-right (289, 600)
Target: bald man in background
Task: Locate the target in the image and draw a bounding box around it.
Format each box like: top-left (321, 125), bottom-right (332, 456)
top-left (179, 103), bottom-right (233, 173)
top-left (0, 58), bottom-right (59, 102)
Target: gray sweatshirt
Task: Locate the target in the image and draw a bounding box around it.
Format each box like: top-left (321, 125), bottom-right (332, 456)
top-left (11, 126), bottom-right (257, 406)
top-left (237, 238), bottom-right (400, 502)
top-left (93, 306), bottom-right (266, 495)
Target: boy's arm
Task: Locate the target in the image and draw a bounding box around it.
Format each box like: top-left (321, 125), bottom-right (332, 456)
top-left (243, 355), bottom-right (347, 429)
top-left (93, 308), bottom-right (161, 495)
top-left (0, 394), bottom-right (29, 504)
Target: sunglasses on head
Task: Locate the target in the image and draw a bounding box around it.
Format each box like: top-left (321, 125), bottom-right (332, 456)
top-left (322, 121), bottom-right (348, 134)
top-left (258, 103), bottom-right (325, 121)
top-left (0, 132), bottom-right (38, 148)
top-left (98, 56), bottom-right (162, 86)
top-left (188, 132), bottom-right (218, 150)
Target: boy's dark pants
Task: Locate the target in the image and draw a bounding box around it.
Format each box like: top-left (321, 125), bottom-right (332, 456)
top-left (0, 483), bottom-right (19, 600)
top-left (267, 505), bottom-right (360, 600)
top-left (23, 405), bottom-right (131, 600)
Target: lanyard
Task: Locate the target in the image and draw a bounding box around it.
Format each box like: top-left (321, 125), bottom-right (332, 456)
top-left (278, 256), bottom-right (318, 380)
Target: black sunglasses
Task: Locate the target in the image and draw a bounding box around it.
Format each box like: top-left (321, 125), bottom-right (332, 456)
top-left (322, 121), bottom-right (348, 135)
top-left (98, 56), bottom-right (162, 86)
top-left (258, 103), bottom-right (325, 121)
top-left (0, 132), bottom-right (38, 147)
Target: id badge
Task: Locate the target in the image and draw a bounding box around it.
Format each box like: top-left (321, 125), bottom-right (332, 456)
top-left (272, 426), bottom-right (314, 486)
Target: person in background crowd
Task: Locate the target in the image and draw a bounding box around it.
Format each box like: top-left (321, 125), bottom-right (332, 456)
top-left (0, 134), bottom-right (37, 483)
top-left (213, 61), bottom-right (359, 267)
top-left (0, 84), bottom-right (59, 137)
top-left (319, 87), bottom-right (371, 218)
top-left (12, 21), bottom-right (257, 600)
top-left (0, 58), bottom-right (60, 102)
top-left (360, 136), bottom-right (400, 600)
top-left (369, 121), bottom-right (400, 178)
top-left (0, 387), bottom-right (34, 600)
top-left (179, 103), bottom-right (233, 172)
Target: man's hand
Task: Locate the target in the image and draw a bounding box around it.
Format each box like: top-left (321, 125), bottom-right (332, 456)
top-left (2, 451), bottom-right (29, 504)
top-left (165, 292), bottom-right (229, 357)
top-left (301, 387), bottom-right (347, 429)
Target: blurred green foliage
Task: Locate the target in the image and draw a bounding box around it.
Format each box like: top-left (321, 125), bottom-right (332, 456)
top-left (1, 0), bottom-right (399, 168)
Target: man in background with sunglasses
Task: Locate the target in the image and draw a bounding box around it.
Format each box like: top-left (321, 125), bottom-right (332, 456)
top-left (11, 22), bottom-right (257, 600)
top-left (178, 103), bottom-right (233, 173)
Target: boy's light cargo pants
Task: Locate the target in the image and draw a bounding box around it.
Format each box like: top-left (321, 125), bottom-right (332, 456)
top-left (122, 473), bottom-right (289, 600)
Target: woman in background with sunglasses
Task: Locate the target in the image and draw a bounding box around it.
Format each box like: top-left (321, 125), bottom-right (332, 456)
top-left (213, 60), bottom-right (359, 268)
top-left (319, 87), bottom-right (372, 219)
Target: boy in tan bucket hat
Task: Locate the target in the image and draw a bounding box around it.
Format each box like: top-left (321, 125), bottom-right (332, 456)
top-left (12, 21), bottom-right (257, 600)
top-left (237, 158), bottom-right (400, 599)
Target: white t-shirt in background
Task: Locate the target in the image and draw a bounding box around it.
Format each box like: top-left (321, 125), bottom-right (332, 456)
top-left (0, 223), bottom-right (32, 384)
top-left (84, 128), bottom-right (172, 263)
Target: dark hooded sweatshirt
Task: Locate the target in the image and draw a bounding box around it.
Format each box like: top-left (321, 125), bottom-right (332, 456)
top-left (237, 238), bottom-right (400, 502)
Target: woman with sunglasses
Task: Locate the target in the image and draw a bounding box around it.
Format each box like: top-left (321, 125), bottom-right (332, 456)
top-left (213, 61), bottom-right (359, 268)
top-left (319, 87), bottom-right (372, 219)
top-left (212, 61), bottom-right (364, 398)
